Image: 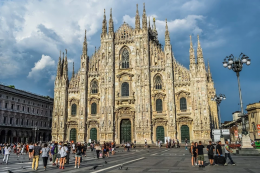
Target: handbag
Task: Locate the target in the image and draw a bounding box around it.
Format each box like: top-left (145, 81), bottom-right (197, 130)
top-left (57, 154), bottom-right (61, 158)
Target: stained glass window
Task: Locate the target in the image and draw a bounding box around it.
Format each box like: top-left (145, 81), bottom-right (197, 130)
top-left (180, 97), bottom-right (187, 110)
top-left (91, 80), bottom-right (98, 94)
top-left (91, 103), bottom-right (97, 115)
top-left (156, 99), bottom-right (163, 112)
top-left (121, 82), bottom-right (129, 96)
top-left (155, 76), bottom-right (162, 89)
top-left (122, 48), bottom-right (129, 68)
top-left (71, 104), bottom-right (77, 116)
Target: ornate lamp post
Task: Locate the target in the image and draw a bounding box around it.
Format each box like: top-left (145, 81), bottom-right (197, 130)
top-left (211, 94), bottom-right (226, 129)
top-left (223, 53), bottom-right (250, 135)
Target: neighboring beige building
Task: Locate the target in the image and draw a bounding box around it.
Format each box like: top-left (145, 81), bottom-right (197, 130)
top-left (246, 102), bottom-right (260, 140)
top-left (51, 4), bottom-right (218, 144)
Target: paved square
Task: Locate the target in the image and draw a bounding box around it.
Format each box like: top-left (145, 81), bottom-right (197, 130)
top-left (0, 147), bottom-right (259, 173)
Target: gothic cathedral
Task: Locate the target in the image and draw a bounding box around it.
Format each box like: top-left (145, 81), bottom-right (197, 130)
top-left (51, 4), bottom-right (219, 144)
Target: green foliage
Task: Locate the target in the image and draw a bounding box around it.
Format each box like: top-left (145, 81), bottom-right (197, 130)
top-left (8, 85), bottom-right (15, 89)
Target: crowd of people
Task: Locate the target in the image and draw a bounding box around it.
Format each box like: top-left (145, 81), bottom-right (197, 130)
top-left (0, 139), bottom-right (237, 171)
top-left (0, 140), bottom-right (118, 171)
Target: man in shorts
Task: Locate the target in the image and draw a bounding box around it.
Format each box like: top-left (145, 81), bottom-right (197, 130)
top-left (196, 141), bottom-right (205, 167)
top-left (207, 141), bottom-right (215, 166)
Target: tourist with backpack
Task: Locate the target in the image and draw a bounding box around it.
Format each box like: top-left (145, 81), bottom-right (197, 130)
top-left (41, 143), bottom-right (50, 171)
top-left (196, 141), bottom-right (205, 167)
top-left (51, 142), bottom-right (58, 166)
top-left (224, 140), bottom-right (236, 166)
top-left (207, 141), bottom-right (215, 166)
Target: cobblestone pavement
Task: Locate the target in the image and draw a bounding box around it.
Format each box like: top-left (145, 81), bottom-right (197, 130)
top-left (0, 147), bottom-right (259, 173)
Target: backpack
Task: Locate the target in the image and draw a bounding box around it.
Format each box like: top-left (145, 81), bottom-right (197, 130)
top-left (51, 146), bottom-right (55, 155)
top-left (208, 145), bottom-right (214, 155)
top-left (52, 145), bottom-right (58, 154)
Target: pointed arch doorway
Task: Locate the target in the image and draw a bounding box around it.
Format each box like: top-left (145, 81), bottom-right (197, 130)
top-left (70, 128), bottom-right (77, 142)
top-left (120, 119), bottom-right (131, 143)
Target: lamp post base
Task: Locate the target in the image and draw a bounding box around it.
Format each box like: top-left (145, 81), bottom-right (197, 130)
top-left (241, 134), bottom-right (253, 149)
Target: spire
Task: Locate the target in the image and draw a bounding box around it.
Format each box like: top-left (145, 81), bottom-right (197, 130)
top-left (165, 19), bottom-right (170, 41)
top-left (72, 62), bottom-right (75, 78)
top-left (82, 30), bottom-right (87, 55)
top-left (63, 49), bottom-right (68, 79)
top-left (208, 60), bottom-right (213, 82)
top-left (135, 4), bottom-right (140, 30)
top-left (61, 52), bottom-right (64, 77)
top-left (148, 16), bottom-right (151, 29)
top-left (189, 35), bottom-right (195, 64)
top-left (197, 35), bottom-right (204, 64)
top-left (142, 3), bottom-right (147, 29)
top-left (102, 9), bottom-right (107, 36)
top-left (57, 51), bottom-right (61, 78)
top-left (109, 8), bottom-right (114, 34)
top-left (153, 17), bottom-right (156, 31)
top-left (165, 19), bottom-right (171, 50)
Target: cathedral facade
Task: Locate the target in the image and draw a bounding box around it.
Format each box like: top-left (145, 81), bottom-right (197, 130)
top-left (51, 4), bottom-right (219, 144)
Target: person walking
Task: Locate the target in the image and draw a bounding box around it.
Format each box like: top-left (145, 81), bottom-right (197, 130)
top-left (95, 143), bottom-right (101, 159)
top-left (28, 142), bottom-right (34, 161)
top-left (224, 140), bottom-right (236, 166)
top-left (196, 141), bottom-right (205, 167)
top-left (51, 142), bottom-right (58, 166)
top-left (144, 139), bottom-right (147, 148)
top-left (3, 144), bottom-right (11, 164)
top-left (59, 144), bottom-right (68, 169)
top-left (65, 143), bottom-right (71, 165)
top-left (190, 142), bottom-right (195, 166)
top-left (185, 141), bottom-right (188, 150)
top-left (75, 143), bottom-right (83, 168)
top-left (32, 142), bottom-right (42, 171)
top-left (41, 143), bottom-right (50, 171)
top-left (207, 141), bottom-right (215, 166)
top-left (193, 142), bottom-right (198, 165)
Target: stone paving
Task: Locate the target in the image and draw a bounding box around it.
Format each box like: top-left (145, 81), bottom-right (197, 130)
top-left (0, 147), bottom-right (260, 173)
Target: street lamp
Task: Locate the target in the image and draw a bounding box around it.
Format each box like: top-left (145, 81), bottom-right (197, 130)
top-left (223, 53), bottom-right (250, 135)
top-left (33, 126), bottom-right (39, 143)
top-left (211, 94), bottom-right (226, 129)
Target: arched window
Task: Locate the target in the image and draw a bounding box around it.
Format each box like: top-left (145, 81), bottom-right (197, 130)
top-left (155, 76), bottom-right (162, 89)
top-left (122, 48), bottom-right (129, 68)
top-left (180, 97), bottom-right (187, 110)
top-left (121, 82), bottom-right (129, 96)
top-left (91, 80), bottom-right (98, 94)
top-left (71, 104), bottom-right (77, 116)
top-left (91, 103), bottom-right (97, 115)
top-left (156, 99), bottom-right (163, 112)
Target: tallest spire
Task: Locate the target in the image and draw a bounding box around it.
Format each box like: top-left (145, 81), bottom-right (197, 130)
top-left (82, 30), bottom-right (87, 55)
top-left (142, 3), bottom-right (147, 29)
top-left (135, 4), bottom-right (140, 30)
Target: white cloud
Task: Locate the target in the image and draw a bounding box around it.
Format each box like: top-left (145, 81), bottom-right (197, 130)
top-left (28, 54), bottom-right (55, 81)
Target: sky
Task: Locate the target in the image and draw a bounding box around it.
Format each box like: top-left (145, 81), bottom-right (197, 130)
top-left (0, 0), bottom-right (259, 122)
